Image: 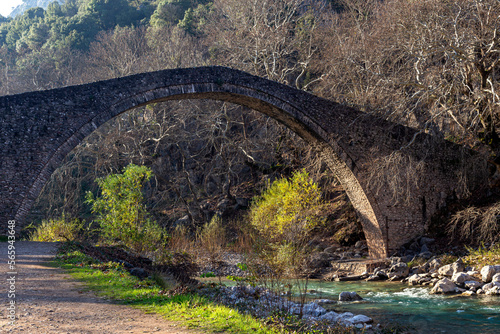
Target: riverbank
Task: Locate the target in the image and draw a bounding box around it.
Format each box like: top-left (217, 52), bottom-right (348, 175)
top-left (52, 242), bottom-right (376, 333)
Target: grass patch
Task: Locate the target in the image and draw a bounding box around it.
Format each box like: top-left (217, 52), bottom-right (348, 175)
top-left (464, 244), bottom-right (500, 268)
top-left (52, 242), bottom-right (277, 334)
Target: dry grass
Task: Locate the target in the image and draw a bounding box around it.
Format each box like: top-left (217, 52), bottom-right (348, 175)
top-left (447, 202), bottom-right (500, 244)
top-left (168, 224), bottom-right (194, 253)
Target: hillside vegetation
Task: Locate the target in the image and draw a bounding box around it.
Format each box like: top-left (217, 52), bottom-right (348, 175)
top-left (5, 0), bottom-right (500, 256)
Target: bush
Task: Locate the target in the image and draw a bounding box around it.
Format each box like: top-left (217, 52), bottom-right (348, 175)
top-left (249, 169), bottom-right (325, 243)
top-left (248, 170), bottom-right (326, 276)
top-left (85, 163), bottom-right (167, 254)
top-left (29, 215), bottom-right (84, 242)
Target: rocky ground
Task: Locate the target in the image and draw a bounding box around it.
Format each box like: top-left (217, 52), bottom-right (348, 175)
top-left (0, 241), bottom-right (202, 334)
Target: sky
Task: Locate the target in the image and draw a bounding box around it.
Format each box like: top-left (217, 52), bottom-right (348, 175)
top-left (0, 0), bottom-right (24, 17)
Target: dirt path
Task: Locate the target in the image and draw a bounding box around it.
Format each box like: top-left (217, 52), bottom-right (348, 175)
top-left (0, 241), bottom-right (201, 334)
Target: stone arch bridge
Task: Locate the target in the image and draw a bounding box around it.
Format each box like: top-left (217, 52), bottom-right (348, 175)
top-left (0, 67), bottom-right (487, 258)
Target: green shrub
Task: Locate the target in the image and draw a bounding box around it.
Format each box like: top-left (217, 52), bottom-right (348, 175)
top-left (248, 170), bottom-right (325, 276)
top-left (29, 215), bottom-right (84, 242)
top-left (85, 163), bottom-right (167, 254)
top-left (249, 170), bottom-right (325, 242)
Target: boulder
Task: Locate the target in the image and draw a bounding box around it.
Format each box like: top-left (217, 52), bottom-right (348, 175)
top-left (492, 273), bottom-right (500, 283)
top-left (301, 302), bottom-right (327, 317)
top-left (438, 259), bottom-right (464, 277)
top-left (339, 291), bottom-right (363, 302)
top-left (408, 274), bottom-right (423, 286)
top-left (485, 286), bottom-right (500, 295)
top-left (407, 274), bottom-right (430, 286)
top-left (388, 262), bottom-right (410, 278)
top-left (464, 281), bottom-right (483, 291)
top-left (365, 274), bottom-right (381, 281)
top-left (337, 312), bottom-right (355, 326)
top-left (480, 265), bottom-right (500, 282)
top-left (481, 281), bottom-right (500, 293)
top-left (374, 269), bottom-right (388, 280)
top-left (319, 311), bottom-right (340, 322)
top-left (430, 278), bottom-right (457, 294)
top-left (350, 314), bottom-right (373, 324)
top-left (427, 258), bottom-right (442, 272)
top-left (451, 272), bottom-right (472, 285)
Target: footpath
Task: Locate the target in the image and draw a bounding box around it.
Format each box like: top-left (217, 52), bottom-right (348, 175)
top-left (0, 241), bottom-right (200, 334)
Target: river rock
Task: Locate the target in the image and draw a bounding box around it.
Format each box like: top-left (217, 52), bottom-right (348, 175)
top-left (430, 277), bottom-right (456, 294)
top-left (407, 274), bottom-right (430, 285)
top-left (366, 274), bottom-right (381, 281)
top-left (337, 312), bottom-right (355, 326)
top-left (339, 291), bottom-right (363, 301)
top-left (388, 262), bottom-right (410, 279)
top-left (481, 265), bottom-right (500, 282)
top-left (485, 286), bottom-right (500, 295)
top-left (464, 280), bottom-right (483, 291)
top-left (408, 274), bottom-right (424, 286)
top-left (462, 290), bottom-right (476, 296)
top-left (452, 272), bottom-right (472, 285)
top-left (492, 273), bottom-right (500, 283)
top-left (438, 258), bottom-right (465, 277)
top-left (303, 302), bottom-right (327, 317)
top-left (319, 311), bottom-right (340, 322)
top-left (314, 299), bottom-right (336, 305)
top-left (427, 258), bottom-right (442, 273)
top-left (350, 314), bottom-right (373, 324)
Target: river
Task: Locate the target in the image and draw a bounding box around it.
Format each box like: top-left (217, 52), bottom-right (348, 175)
top-left (302, 280), bottom-right (500, 333)
top-left (209, 278), bottom-right (500, 333)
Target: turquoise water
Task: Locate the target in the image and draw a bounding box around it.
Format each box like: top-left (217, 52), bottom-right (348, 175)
top-left (207, 278), bottom-right (500, 332)
top-left (301, 280), bottom-right (500, 333)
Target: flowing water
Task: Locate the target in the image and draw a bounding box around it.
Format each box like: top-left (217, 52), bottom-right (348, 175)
top-left (209, 278), bottom-right (500, 333)
top-left (301, 280), bottom-right (500, 333)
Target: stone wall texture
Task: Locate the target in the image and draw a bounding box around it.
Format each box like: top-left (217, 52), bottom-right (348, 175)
top-left (0, 66), bottom-right (489, 258)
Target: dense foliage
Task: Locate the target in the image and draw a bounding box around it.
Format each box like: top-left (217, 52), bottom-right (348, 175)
top-left (250, 170), bottom-right (325, 242)
top-left (85, 164), bottom-right (167, 253)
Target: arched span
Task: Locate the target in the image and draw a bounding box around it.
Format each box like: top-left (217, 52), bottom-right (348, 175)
top-left (0, 67), bottom-right (486, 258)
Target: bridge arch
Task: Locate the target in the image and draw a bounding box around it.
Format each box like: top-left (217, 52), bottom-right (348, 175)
top-left (0, 67), bottom-right (485, 258)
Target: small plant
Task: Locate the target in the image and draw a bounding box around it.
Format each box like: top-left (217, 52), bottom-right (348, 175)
top-left (28, 215), bottom-right (85, 242)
